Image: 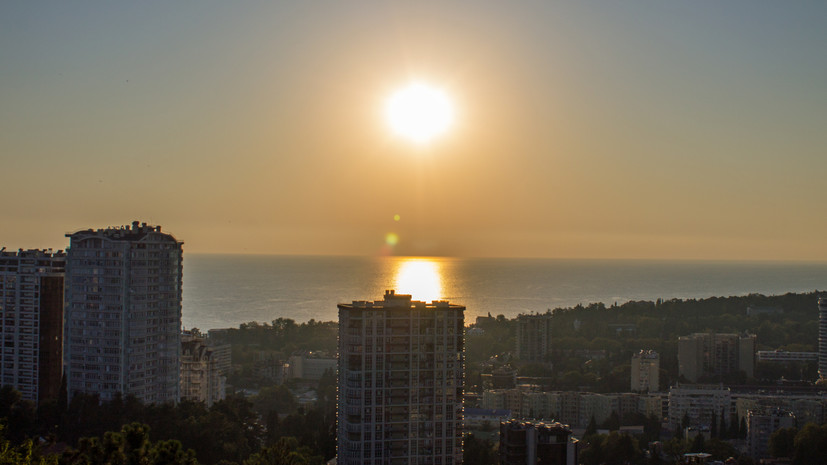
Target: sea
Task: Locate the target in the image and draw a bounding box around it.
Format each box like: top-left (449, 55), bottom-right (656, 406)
top-left (181, 255), bottom-right (827, 331)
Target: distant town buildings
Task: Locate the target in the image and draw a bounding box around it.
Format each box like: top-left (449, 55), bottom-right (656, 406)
top-left (286, 352), bottom-right (337, 380)
top-left (745, 305), bottom-right (783, 316)
top-left (481, 366), bottom-right (517, 390)
top-left (499, 419), bottom-right (578, 465)
top-left (337, 290), bottom-right (464, 465)
top-left (678, 332), bottom-right (756, 382)
top-left (515, 313), bottom-right (552, 362)
top-left (180, 330), bottom-right (228, 406)
top-left (64, 221), bottom-right (183, 404)
top-left (631, 350), bottom-right (660, 393)
top-left (481, 386), bottom-right (651, 428)
top-left (668, 384), bottom-right (732, 430)
top-left (251, 350), bottom-right (286, 384)
top-left (756, 350), bottom-right (818, 363)
top-left (464, 407), bottom-right (511, 431)
top-left (0, 249), bottom-right (65, 404)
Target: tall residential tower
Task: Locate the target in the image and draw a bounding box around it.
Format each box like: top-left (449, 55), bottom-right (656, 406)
top-left (337, 290), bottom-right (465, 465)
top-left (819, 297), bottom-right (827, 379)
top-left (0, 249), bottom-right (65, 403)
top-left (64, 222), bottom-right (183, 403)
top-left (515, 313), bottom-right (552, 362)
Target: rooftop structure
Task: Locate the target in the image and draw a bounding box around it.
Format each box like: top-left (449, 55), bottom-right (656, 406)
top-left (499, 419), bottom-right (578, 465)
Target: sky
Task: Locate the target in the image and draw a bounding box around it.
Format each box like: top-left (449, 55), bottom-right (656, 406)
top-left (2, 1), bottom-right (826, 260)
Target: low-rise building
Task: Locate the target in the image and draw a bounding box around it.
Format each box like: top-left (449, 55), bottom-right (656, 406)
top-left (756, 350), bottom-right (818, 363)
top-left (500, 420), bottom-right (578, 465)
top-left (747, 407), bottom-right (795, 460)
top-left (668, 384), bottom-right (732, 430)
top-left (734, 390), bottom-right (827, 427)
top-left (286, 352), bottom-right (336, 380)
top-left (464, 408), bottom-right (511, 430)
top-left (180, 330), bottom-right (227, 406)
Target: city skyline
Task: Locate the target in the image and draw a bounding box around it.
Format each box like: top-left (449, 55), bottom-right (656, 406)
top-left (3, 2), bottom-right (827, 261)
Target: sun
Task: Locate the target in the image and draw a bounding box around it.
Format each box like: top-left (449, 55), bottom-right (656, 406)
top-left (385, 82), bottom-right (455, 144)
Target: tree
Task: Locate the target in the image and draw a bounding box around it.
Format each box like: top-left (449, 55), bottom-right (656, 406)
top-left (603, 431), bottom-right (641, 465)
top-left (462, 433), bottom-right (497, 465)
top-left (768, 427), bottom-right (797, 459)
top-left (584, 415), bottom-right (598, 438)
top-left (601, 411), bottom-right (620, 432)
top-left (60, 423), bottom-right (199, 465)
top-left (243, 437), bottom-right (318, 465)
top-left (0, 386), bottom-right (36, 443)
top-left (689, 433), bottom-right (705, 453)
top-left (148, 440), bottom-right (199, 465)
top-left (792, 423), bottom-right (827, 465)
top-left (579, 434), bottom-right (606, 465)
top-left (251, 386), bottom-right (296, 417)
top-left (0, 424), bottom-right (58, 465)
top-left (705, 438), bottom-right (737, 461)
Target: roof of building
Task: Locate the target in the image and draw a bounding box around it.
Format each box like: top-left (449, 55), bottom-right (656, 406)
top-left (67, 220), bottom-right (181, 244)
top-left (339, 289), bottom-right (465, 310)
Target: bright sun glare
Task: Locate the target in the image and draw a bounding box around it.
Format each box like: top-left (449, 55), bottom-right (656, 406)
top-left (385, 82), bottom-right (454, 144)
top-left (394, 259), bottom-right (442, 302)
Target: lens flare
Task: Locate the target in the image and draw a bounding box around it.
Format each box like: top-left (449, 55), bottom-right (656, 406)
top-left (385, 233), bottom-right (399, 246)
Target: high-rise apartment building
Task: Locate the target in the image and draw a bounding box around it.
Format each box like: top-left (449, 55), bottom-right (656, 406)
top-left (678, 332), bottom-right (756, 382)
top-left (337, 290), bottom-right (464, 465)
top-left (631, 350), bottom-right (660, 392)
top-left (64, 221), bottom-right (183, 404)
top-left (515, 313), bottom-right (552, 362)
top-left (0, 249), bottom-right (65, 403)
top-left (819, 298), bottom-right (827, 379)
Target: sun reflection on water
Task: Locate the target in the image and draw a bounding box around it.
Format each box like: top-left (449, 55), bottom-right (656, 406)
top-left (394, 258), bottom-right (443, 303)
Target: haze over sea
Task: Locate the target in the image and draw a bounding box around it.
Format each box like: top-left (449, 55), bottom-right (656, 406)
top-left (181, 255), bottom-right (827, 331)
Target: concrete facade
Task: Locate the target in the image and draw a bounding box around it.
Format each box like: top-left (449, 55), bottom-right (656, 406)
top-left (337, 290), bottom-right (464, 465)
top-left (64, 221), bottom-right (183, 404)
top-left (515, 313), bottom-right (552, 362)
top-left (631, 350), bottom-right (660, 392)
top-left (0, 249), bottom-right (65, 403)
